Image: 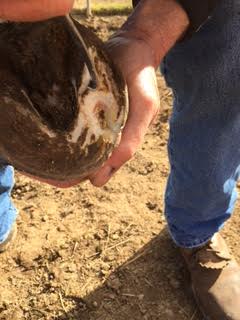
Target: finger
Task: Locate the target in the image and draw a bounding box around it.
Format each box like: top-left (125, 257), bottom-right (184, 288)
top-left (0, 0), bottom-right (74, 21)
top-left (89, 111), bottom-right (152, 187)
top-left (89, 129), bottom-right (143, 187)
top-left (90, 67), bottom-right (159, 187)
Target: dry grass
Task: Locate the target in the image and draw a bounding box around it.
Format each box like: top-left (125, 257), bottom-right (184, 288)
top-left (73, 0), bottom-right (132, 15)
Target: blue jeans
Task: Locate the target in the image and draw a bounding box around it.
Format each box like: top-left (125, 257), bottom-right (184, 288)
top-left (0, 0), bottom-right (239, 248)
top-left (0, 163), bottom-right (17, 243)
top-left (162, 0), bottom-right (240, 247)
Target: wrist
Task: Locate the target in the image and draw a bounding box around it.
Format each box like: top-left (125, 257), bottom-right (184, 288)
top-left (120, 0), bottom-right (189, 66)
top-left (106, 34), bottom-right (157, 84)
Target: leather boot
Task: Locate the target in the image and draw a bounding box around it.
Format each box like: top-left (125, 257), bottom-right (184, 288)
top-left (181, 233), bottom-right (240, 320)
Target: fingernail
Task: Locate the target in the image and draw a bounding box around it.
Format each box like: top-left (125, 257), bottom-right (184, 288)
top-left (101, 165), bottom-right (113, 177)
top-left (90, 165), bottom-right (114, 187)
top-left (90, 165), bottom-right (111, 179)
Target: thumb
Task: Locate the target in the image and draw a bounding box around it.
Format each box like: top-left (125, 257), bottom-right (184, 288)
top-left (90, 67), bottom-right (159, 187)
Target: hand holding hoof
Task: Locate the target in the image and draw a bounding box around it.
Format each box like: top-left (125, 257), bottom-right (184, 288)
top-left (0, 17), bottom-right (128, 185)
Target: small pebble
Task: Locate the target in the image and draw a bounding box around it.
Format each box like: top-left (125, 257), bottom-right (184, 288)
top-left (138, 294), bottom-right (145, 301)
top-left (92, 301), bottom-right (98, 308)
top-left (41, 215), bottom-right (48, 222)
top-left (169, 278), bottom-right (181, 289)
top-left (111, 234), bottom-right (119, 240)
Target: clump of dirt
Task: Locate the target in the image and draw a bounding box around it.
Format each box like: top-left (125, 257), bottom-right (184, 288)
top-left (0, 14), bottom-right (239, 320)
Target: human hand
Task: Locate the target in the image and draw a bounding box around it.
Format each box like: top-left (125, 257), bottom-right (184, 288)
top-left (0, 0), bottom-right (74, 21)
top-left (89, 35), bottom-right (160, 187)
top-left (20, 34), bottom-right (160, 189)
top-left (89, 0), bottom-right (189, 187)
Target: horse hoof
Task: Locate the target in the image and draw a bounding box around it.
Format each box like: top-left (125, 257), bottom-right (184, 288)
top-left (0, 16), bottom-right (128, 182)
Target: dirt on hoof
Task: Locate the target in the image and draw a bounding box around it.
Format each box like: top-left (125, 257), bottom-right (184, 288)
top-left (0, 16), bottom-right (127, 182)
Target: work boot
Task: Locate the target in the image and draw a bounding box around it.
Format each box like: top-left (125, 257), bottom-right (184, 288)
top-left (181, 233), bottom-right (240, 320)
top-left (0, 223), bottom-right (17, 253)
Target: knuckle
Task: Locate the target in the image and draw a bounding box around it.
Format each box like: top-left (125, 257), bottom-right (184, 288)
top-left (123, 146), bottom-right (135, 161)
top-left (144, 97), bottom-right (159, 114)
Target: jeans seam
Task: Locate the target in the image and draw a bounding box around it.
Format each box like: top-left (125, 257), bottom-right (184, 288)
top-left (165, 210), bottom-right (214, 248)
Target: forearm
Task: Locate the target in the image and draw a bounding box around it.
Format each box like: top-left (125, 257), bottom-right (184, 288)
top-left (120, 0), bottom-right (189, 67)
top-left (0, 0), bottom-right (74, 21)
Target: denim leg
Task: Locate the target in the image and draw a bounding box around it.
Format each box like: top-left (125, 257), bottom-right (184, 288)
top-left (161, 0), bottom-right (240, 248)
top-left (0, 164), bottom-right (17, 243)
top-left (165, 114), bottom-right (240, 248)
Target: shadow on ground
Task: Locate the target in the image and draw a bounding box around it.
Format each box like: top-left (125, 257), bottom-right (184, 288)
top-left (54, 228), bottom-right (201, 320)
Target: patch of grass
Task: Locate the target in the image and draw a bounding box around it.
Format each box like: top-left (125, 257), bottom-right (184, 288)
top-left (73, 2), bottom-right (132, 16)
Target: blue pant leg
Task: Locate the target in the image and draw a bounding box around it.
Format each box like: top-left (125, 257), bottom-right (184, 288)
top-left (0, 163), bottom-right (17, 243)
top-left (161, 0), bottom-right (240, 248)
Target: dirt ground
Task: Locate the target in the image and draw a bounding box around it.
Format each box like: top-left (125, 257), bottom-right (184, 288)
top-left (1, 13), bottom-right (240, 320)
top-left (74, 0), bottom-right (131, 9)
